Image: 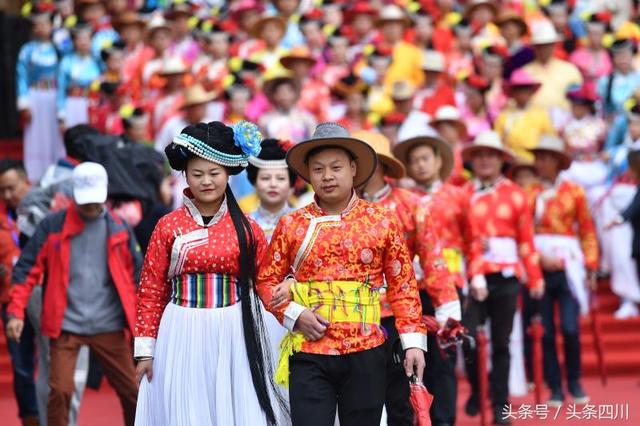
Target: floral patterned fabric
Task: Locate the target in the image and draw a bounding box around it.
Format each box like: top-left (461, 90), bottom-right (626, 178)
top-left (413, 181), bottom-right (471, 288)
top-left (464, 178), bottom-right (544, 289)
top-left (256, 194), bottom-right (426, 355)
top-left (527, 180), bottom-right (599, 271)
top-left (363, 185), bottom-right (458, 316)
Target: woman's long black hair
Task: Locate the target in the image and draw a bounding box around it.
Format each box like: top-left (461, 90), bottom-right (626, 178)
top-left (166, 121), bottom-right (285, 425)
top-left (226, 186), bottom-right (285, 425)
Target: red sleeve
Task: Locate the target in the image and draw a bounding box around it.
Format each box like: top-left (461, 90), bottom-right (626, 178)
top-left (514, 187), bottom-right (544, 289)
top-left (384, 214), bottom-right (426, 335)
top-left (415, 205), bottom-right (459, 308)
top-left (256, 216), bottom-right (293, 323)
top-left (135, 217), bottom-right (172, 338)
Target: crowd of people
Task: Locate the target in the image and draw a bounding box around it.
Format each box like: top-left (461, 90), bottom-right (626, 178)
top-left (3, 0), bottom-right (640, 425)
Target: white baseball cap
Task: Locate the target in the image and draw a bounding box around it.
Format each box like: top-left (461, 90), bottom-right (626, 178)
top-left (72, 162), bottom-right (108, 205)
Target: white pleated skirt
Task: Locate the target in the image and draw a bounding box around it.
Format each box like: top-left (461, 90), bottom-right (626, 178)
top-left (135, 302), bottom-right (285, 426)
top-left (24, 88), bottom-right (65, 182)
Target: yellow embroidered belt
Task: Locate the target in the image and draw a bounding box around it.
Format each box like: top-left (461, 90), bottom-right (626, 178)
top-left (442, 248), bottom-right (464, 274)
top-left (275, 280), bottom-right (381, 387)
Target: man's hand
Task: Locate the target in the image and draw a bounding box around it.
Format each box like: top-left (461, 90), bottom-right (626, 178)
top-left (404, 348), bottom-right (426, 381)
top-left (293, 309), bottom-right (328, 341)
top-left (470, 275), bottom-right (488, 302)
top-left (6, 318), bottom-right (24, 342)
top-left (135, 359), bottom-right (153, 385)
top-left (529, 284), bottom-right (545, 300)
top-left (604, 216), bottom-right (624, 230)
top-left (540, 254), bottom-right (563, 272)
top-left (269, 278), bottom-right (294, 310)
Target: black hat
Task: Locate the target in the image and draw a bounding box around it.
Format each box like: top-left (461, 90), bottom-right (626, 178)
top-left (246, 139), bottom-right (297, 186)
top-left (165, 121), bottom-right (262, 174)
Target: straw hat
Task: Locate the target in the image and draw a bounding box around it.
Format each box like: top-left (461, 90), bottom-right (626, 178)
top-left (180, 84), bottom-right (217, 109)
top-left (165, 2), bottom-right (193, 19)
top-left (251, 12), bottom-right (286, 38)
top-left (332, 74), bottom-right (369, 98)
top-left (262, 71), bottom-right (301, 103)
top-left (352, 130), bottom-right (405, 179)
top-left (146, 14), bottom-right (172, 38)
top-left (391, 81), bottom-right (417, 101)
top-left (529, 135), bottom-right (572, 170)
top-left (158, 57), bottom-right (188, 76)
top-left (392, 123), bottom-right (454, 180)
top-left (465, 0), bottom-right (498, 18)
top-left (280, 46), bottom-right (317, 69)
top-left (430, 106), bottom-right (467, 136)
top-left (461, 131), bottom-right (515, 162)
top-left (376, 4), bottom-right (411, 27)
top-left (421, 50), bottom-right (446, 73)
top-left (494, 9), bottom-right (528, 35)
top-left (286, 123), bottom-right (378, 187)
top-left (112, 12), bottom-right (146, 32)
top-left (530, 20), bottom-right (562, 45)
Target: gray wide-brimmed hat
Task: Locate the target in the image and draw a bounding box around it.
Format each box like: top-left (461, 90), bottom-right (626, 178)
top-left (286, 122), bottom-right (378, 187)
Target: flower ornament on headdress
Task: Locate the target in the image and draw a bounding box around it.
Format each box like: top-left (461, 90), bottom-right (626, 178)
top-left (232, 120), bottom-right (263, 157)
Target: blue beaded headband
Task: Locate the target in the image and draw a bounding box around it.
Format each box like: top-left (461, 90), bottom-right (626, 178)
top-left (172, 121), bottom-right (263, 168)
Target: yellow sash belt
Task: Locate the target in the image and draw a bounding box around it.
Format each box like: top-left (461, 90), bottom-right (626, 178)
top-left (275, 280), bottom-right (381, 387)
top-left (442, 248), bottom-right (463, 274)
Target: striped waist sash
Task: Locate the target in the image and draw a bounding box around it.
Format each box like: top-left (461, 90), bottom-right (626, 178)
top-left (171, 273), bottom-right (239, 309)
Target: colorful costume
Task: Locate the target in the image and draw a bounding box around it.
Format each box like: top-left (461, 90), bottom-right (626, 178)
top-left (16, 40), bottom-right (64, 181)
top-left (56, 52), bottom-right (101, 127)
top-left (257, 193), bottom-right (426, 424)
top-left (463, 176), bottom-right (543, 411)
top-left (529, 178), bottom-right (598, 400)
top-left (413, 181), bottom-right (471, 290)
top-left (134, 193), bottom-right (277, 425)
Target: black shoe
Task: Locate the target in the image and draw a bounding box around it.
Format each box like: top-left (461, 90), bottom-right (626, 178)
top-left (493, 406), bottom-right (513, 425)
top-left (465, 393), bottom-right (479, 417)
top-left (568, 381), bottom-right (590, 404)
top-left (546, 388), bottom-right (565, 407)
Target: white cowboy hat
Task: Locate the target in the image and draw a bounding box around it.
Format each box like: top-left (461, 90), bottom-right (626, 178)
top-left (461, 130), bottom-right (515, 162)
top-left (530, 20), bottom-right (563, 45)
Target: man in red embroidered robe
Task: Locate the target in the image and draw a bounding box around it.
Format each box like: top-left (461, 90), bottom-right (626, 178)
top-left (257, 123), bottom-right (426, 426)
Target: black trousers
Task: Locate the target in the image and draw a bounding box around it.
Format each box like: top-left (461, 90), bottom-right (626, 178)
top-left (289, 345), bottom-right (386, 426)
top-left (540, 271), bottom-right (582, 390)
top-left (463, 274), bottom-right (520, 408)
top-left (421, 290), bottom-right (459, 426)
top-left (381, 316), bottom-right (414, 426)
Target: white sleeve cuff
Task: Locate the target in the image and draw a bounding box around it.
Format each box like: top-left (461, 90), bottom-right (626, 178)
top-left (134, 337), bottom-right (156, 358)
top-left (283, 302), bottom-right (307, 331)
top-left (17, 97), bottom-right (29, 110)
top-left (400, 332), bottom-right (428, 352)
top-left (471, 274), bottom-right (487, 290)
top-left (435, 300), bottom-right (462, 324)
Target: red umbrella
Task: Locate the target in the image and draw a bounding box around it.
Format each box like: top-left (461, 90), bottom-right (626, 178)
top-left (476, 326), bottom-right (490, 426)
top-left (409, 374), bottom-right (433, 426)
top-left (590, 293), bottom-right (608, 386)
top-left (527, 315), bottom-right (545, 404)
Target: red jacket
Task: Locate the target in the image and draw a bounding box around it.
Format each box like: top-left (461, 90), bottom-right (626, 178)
top-left (8, 205), bottom-right (142, 337)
